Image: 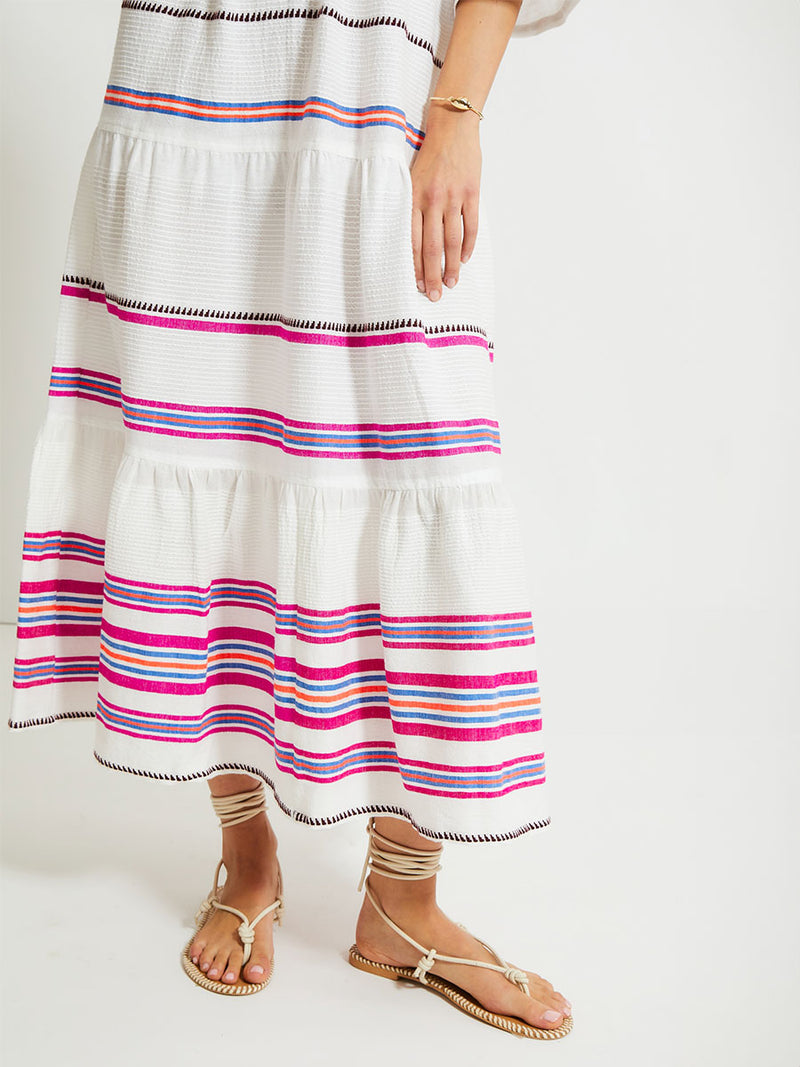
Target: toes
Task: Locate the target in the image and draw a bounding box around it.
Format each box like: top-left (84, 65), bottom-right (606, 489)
top-left (528, 999), bottom-right (565, 1029)
top-left (221, 947), bottom-right (244, 984)
top-left (521, 970), bottom-right (571, 1019)
top-left (553, 991), bottom-right (572, 1016)
top-left (243, 951), bottom-right (272, 984)
top-left (198, 945), bottom-right (215, 973)
top-left (206, 949), bottom-right (228, 981)
top-left (189, 937), bottom-right (206, 965)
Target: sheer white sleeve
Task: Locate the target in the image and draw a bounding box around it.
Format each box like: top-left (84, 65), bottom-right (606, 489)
top-left (453, 0), bottom-right (581, 38)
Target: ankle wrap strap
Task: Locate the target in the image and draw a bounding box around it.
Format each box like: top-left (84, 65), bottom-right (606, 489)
top-left (357, 816), bottom-right (443, 891)
top-left (210, 782), bottom-right (267, 828)
top-left (355, 817), bottom-right (531, 998)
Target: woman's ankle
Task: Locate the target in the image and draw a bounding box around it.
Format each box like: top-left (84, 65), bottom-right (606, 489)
top-left (365, 871), bottom-right (438, 915)
top-left (221, 830), bottom-right (279, 879)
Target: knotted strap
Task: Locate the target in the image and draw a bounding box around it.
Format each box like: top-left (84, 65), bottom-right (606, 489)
top-left (196, 857), bottom-right (285, 967)
top-left (357, 817), bottom-right (531, 997)
top-left (204, 891), bottom-right (283, 967)
top-left (210, 782), bottom-right (267, 828)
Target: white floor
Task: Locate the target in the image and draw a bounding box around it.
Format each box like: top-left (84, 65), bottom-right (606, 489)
top-left (2, 621), bottom-right (798, 1067)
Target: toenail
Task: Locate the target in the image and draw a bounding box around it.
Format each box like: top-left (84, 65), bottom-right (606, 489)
top-left (208, 969), bottom-right (219, 978)
top-left (543, 1010), bottom-right (562, 1023)
top-left (224, 972), bottom-right (235, 982)
top-left (200, 962), bottom-right (210, 971)
top-left (249, 966), bottom-right (264, 977)
top-left (191, 956), bottom-right (198, 964)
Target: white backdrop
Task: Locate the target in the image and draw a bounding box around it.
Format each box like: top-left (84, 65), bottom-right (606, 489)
top-left (2, 2), bottom-right (799, 1065)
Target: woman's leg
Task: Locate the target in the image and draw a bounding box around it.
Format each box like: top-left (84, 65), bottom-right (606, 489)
top-left (354, 816), bottom-right (571, 1030)
top-left (188, 772), bottom-right (281, 985)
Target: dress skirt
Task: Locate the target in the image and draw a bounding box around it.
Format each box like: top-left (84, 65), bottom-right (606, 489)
top-left (8, 0), bottom-right (579, 841)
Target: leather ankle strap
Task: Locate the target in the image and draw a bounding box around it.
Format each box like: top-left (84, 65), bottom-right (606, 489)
top-left (357, 816), bottom-right (443, 891)
top-left (210, 782), bottom-right (267, 828)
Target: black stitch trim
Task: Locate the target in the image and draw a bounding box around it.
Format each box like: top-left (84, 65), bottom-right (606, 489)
top-left (63, 274), bottom-right (105, 293)
top-left (93, 751), bottom-right (551, 843)
top-left (120, 1), bottom-right (445, 69)
top-left (62, 273), bottom-right (495, 349)
top-left (8, 710), bottom-right (96, 729)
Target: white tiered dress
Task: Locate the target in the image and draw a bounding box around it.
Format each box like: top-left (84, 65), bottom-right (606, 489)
top-left (8, 0), bottom-right (579, 841)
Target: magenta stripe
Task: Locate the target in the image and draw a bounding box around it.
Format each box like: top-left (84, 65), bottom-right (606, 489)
top-left (97, 716), bottom-right (544, 798)
top-left (16, 624), bottom-right (102, 641)
top-left (386, 667), bottom-right (538, 688)
top-left (120, 393), bottom-right (497, 435)
top-left (18, 577), bottom-right (104, 594)
top-left (402, 751), bottom-right (545, 773)
top-left (20, 528), bottom-right (107, 545)
top-left (381, 637), bottom-right (534, 650)
top-left (104, 570), bottom-right (275, 594)
top-left (373, 717), bottom-right (542, 742)
top-left (406, 777), bottom-right (545, 801)
top-left (114, 421), bottom-right (502, 459)
top-left (61, 283), bottom-right (491, 354)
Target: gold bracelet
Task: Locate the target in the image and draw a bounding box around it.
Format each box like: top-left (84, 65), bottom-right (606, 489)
top-left (428, 95), bottom-right (484, 120)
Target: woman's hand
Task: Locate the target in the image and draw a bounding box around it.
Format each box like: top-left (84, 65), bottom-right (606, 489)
top-left (410, 108), bottom-right (482, 302)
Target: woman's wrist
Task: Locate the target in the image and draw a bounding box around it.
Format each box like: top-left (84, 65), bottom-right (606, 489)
top-left (424, 99), bottom-right (483, 139)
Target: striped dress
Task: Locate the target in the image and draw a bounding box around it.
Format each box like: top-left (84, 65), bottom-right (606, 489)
top-left (8, 0), bottom-right (580, 842)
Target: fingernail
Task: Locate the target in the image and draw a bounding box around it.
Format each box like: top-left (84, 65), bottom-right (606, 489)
top-left (543, 1010), bottom-right (562, 1023)
top-left (428, 289), bottom-right (440, 301)
top-left (416, 279), bottom-right (425, 292)
top-left (249, 965), bottom-right (264, 977)
top-left (444, 276), bottom-right (456, 288)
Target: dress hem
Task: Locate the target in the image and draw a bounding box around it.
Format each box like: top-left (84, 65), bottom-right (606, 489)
top-left (7, 710), bottom-right (551, 843)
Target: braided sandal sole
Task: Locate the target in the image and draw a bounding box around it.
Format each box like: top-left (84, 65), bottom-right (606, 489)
top-left (180, 894), bottom-right (275, 996)
top-left (347, 944), bottom-right (573, 1040)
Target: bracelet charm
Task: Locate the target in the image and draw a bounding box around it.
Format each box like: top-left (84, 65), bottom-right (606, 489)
top-left (428, 95), bottom-right (485, 120)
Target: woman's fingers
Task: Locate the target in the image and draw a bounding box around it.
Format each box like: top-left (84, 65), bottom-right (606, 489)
top-left (442, 204), bottom-right (463, 289)
top-left (413, 196), bottom-right (477, 301)
top-left (422, 204), bottom-right (446, 301)
top-left (411, 205), bottom-right (426, 292)
top-left (461, 194), bottom-right (479, 266)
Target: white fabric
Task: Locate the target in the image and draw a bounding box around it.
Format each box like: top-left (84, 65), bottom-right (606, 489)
top-left (455, 0), bottom-right (581, 38)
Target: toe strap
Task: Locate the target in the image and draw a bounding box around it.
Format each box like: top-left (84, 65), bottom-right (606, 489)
top-left (201, 897), bottom-right (283, 967)
top-left (503, 966), bottom-right (531, 995)
top-left (412, 946), bottom-right (438, 985)
top-left (238, 922), bottom-right (256, 947)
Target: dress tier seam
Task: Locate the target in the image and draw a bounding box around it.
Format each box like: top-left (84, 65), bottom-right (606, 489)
top-left (93, 121), bottom-right (422, 163)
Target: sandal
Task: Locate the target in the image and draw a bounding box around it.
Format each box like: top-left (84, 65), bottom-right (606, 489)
top-left (348, 817), bottom-right (572, 1040)
top-left (181, 781), bottom-right (285, 996)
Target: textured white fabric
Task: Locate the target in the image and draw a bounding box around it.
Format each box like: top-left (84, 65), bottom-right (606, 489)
top-left (454, 0), bottom-right (581, 38)
top-left (8, 0), bottom-right (568, 842)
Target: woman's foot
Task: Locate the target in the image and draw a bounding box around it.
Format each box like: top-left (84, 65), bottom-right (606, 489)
top-left (353, 818), bottom-right (571, 1031)
top-left (189, 775), bottom-right (282, 985)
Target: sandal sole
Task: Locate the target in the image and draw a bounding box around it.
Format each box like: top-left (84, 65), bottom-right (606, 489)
top-left (347, 944), bottom-right (573, 1040)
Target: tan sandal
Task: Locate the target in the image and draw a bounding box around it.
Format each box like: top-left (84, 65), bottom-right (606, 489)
top-left (348, 817), bottom-right (572, 1040)
top-left (181, 781), bottom-right (285, 996)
